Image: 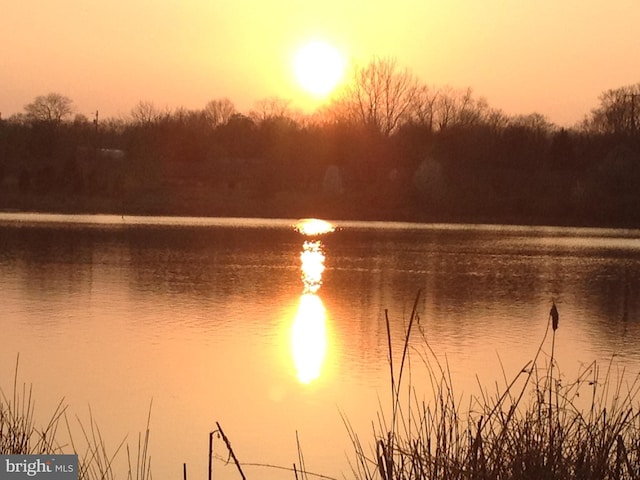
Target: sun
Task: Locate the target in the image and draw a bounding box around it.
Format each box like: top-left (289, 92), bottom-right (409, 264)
top-left (293, 40), bottom-right (346, 97)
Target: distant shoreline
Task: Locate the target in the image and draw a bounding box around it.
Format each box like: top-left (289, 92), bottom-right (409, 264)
top-left (2, 204), bottom-right (639, 234)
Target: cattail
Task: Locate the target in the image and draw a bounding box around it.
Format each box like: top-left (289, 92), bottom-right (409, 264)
top-left (550, 302), bottom-right (559, 331)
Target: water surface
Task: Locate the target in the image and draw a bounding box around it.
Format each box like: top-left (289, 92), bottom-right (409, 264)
top-left (1, 214), bottom-right (639, 479)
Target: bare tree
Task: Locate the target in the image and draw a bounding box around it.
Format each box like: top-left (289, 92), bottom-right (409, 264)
top-left (587, 84), bottom-right (640, 135)
top-left (24, 93), bottom-right (74, 123)
top-left (434, 86), bottom-right (489, 130)
top-left (483, 108), bottom-right (510, 131)
top-left (204, 98), bottom-right (237, 128)
top-left (509, 112), bottom-right (555, 133)
top-left (434, 86), bottom-right (457, 131)
top-left (455, 87), bottom-right (489, 126)
top-left (408, 84), bottom-right (439, 132)
top-left (331, 57), bottom-right (419, 136)
top-left (130, 100), bottom-right (163, 125)
top-left (249, 96), bottom-right (292, 122)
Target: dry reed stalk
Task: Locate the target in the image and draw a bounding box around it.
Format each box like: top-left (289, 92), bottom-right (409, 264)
top-left (2, 356), bottom-right (154, 480)
top-left (295, 430), bottom-right (309, 480)
top-left (548, 302), bottom-right (559, 472)
top-left (0, 355), bottom-right (67, 456)
top-left (344, 292), bottom-right (640, 480)
top-left (126, 400), bottom-right (152, 480)
top-left (214, 421), bottom-right (246, 480)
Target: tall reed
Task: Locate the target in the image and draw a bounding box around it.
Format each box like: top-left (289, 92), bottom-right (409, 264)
top-left (344, 293), bottom-right (640, 480)
top-left (0, 356), bottom-right (152, 480)
top-left (0, 356), bottom-right (66, 455)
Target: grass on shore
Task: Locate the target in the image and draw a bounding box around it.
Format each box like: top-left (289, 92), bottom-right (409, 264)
top-left (343, 292), bottom-right (640, 480)
top-left (3, 293), bottom-right (640, 480)
top-left (0, 356), bottom-right (151, 480)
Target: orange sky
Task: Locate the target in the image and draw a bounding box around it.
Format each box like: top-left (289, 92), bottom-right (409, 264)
top-left (2, 0), bottom-right (640, 126)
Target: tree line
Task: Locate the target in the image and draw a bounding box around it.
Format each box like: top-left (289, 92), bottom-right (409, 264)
top-left (1, 58), bottom-right (640, 227)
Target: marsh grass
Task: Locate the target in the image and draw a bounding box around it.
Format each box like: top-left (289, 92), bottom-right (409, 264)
top-left (0, 358), bottom-right (66, 455)
top-left (0, 356), bottom-right (152, 480)
top-left (344, 292), bottom-right (640, 480)
top-left (5, 294), bottom-right (640, 480)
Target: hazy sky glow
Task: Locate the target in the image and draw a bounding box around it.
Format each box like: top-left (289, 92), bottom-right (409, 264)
top-left (2, 1), bottom-right (640, 126)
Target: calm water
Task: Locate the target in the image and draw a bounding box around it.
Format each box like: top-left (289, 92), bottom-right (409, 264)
top-left (1, 213), bottom-right (640, 479)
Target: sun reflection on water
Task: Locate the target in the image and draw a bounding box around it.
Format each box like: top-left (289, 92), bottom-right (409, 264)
top-left (290, 219), bottom-right (334, 384)
top-left (291, 293), bottom-right (327, 384)
top-left (301, 240), bottom-right (325, 293)
top-left (294, 218), bottom-right (335, 236)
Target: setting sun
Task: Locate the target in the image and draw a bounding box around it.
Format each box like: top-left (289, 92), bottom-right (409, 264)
top-left (293, 40), bottom-right (346, 97)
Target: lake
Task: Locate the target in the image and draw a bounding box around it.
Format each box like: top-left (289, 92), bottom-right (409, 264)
top-left (1, 213), bottom-right (640, 480)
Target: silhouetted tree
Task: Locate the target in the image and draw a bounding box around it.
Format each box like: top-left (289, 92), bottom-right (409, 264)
top-left (330, 57), bottom-right (419, 136)
top-left (215, 114), bottom-right (259, 159)
top-left (155, 107), bottom-right (211, 163)
top-left (548, 128), bottom-right (577, 170)
top-left (434, 87), bottom-right (489, 130)
top-left (587, 83), bottom-right (640, 135)
top-left (249, 97), bottom-right (292, 123)
top-left (24, 93), bottom-right (74, 124)
top-left (204, 98), bottom-right (237, 128)
top-left (408, 84), bottom-right (439, 132)
top-left (5, 77), bottom-right (640, 226)
top-left (130, 101), bottom-right (164, 126)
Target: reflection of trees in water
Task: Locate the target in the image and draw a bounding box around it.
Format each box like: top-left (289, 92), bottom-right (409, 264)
top-left (578, 261), bottom-right (640, 335)
top-left (323, 228), bottom-right (640, 368)
top-left (4, 222), bottom-right (640, 364)
top-left (125, 227), bottom-right (299, 300)
top-left (1, 226), bottom-right (99, 300)
top-left (1, 224), bottom-right (304, 307)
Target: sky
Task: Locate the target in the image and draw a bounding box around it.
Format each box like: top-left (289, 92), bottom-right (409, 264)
top-left (2, 0), bottom-right (640, 126)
